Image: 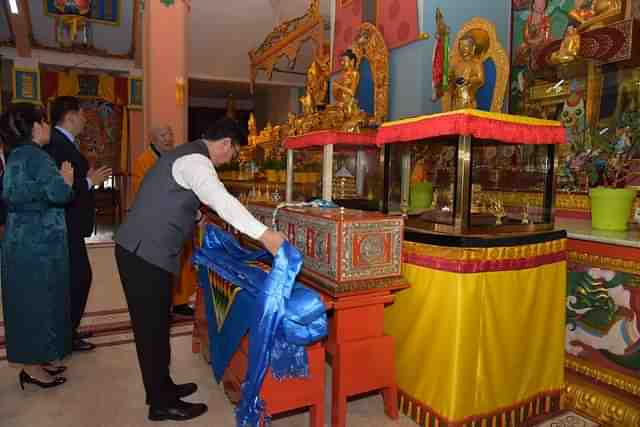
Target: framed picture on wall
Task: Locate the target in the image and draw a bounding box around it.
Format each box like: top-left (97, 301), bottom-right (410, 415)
top-left (12, 67), bottom-right (41, 104)
top-left (44, 0), bottom-right (121, 25)
top-left (128, 77), bottom-right (143, 109)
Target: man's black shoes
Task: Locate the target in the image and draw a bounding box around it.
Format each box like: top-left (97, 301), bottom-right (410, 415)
top-left (176, 382), bottom-right (197, 399)
top-left (72, 338), bottom-right (96, 352)
top-left (148, 400), bottom-right (208, 421)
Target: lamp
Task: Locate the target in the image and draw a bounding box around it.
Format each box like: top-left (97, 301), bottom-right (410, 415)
top-left (8, 0), bottom-right (19, 14)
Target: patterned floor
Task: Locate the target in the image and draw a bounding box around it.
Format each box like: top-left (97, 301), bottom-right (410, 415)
top-left (0, 308), bottom-right (194, 366)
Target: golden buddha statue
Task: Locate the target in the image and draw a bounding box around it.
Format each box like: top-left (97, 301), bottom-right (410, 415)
top-left (248, 113), bottom-right (257, 136)
top-left (569, 0), bottom-right (623, 28)
top-left (299, 53), bottom-right (330, 114)
top-left (550, 26), bottom-right (581, 65)
top-left (615, 68), bottom-right (640, 119)
top-left (448, 35), bottom-right (485, 110)
top-left (248, 112), bottom-right (258, 145)
top-left (332, 49), bottom-right (365, 130)
top-left (262, 122), bottom-right (273, 138)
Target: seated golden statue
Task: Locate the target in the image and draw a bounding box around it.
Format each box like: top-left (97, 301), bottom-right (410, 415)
top-left (569, 0), bottom-right (623, 29)
top-left (299, 53), bottom-right (329, 114)
top-left (615, 68), bottom-right (640, 118)
top-left (331, 49), bottom-right (366, 131)
top-left (550, 26), bottom-right (581, 65)
top-left (448, 35), bottom-right (485, 110)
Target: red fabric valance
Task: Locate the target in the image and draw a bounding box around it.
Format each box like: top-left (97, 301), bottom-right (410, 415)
top-left (377, 110), bottom-right (567, 146)
top-left (283, 130), bottom-right (378, 150)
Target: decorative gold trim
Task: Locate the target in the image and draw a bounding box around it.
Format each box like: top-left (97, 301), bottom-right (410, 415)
top-left (568, 251), bottom-right (640, 275)
top-left (556, 193), bottom-right (590, 211)
top-left (566, 354), bottom-right (640, 399)
top-left (563, 380), bottom-right (640, 426)
top-left (446, 190), bottom-right (590, 212)
top-left (529, 81), bottom-right (571, 102)
top-left (249, 0), bottom-right (323, 92)
top-left (404, 239), bottom-right (566, 262)
top-left (351, 22), bottom-right (390, 125)
top-left (12, 66), bottom-right (42, 105)
top-left (442, 17), bottom-right (509, 112)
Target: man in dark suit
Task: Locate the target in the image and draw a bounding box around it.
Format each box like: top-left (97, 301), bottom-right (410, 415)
top-left (46, 96), bottom-right (111, 352)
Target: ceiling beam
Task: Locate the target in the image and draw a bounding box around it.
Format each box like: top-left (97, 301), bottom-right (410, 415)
top-left (8, 0), bottom-right (32, 57)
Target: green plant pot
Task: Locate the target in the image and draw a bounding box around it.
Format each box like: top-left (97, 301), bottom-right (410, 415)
top-left (410, 182), bottom-right (433, 210)
top-left (590, 187), bottom-right (637, 231)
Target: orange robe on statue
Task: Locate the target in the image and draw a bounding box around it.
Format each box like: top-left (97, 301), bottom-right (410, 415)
top-left (131, 144), bottom-right (197, 307)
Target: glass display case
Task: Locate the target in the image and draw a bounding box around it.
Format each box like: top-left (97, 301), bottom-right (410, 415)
top-left (379, 111), bottom-right (565, 235)
top-left (284, 131), bottom-right (384, 211)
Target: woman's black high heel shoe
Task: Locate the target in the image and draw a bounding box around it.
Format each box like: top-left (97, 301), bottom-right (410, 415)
top-left (42, 365), bottom-right (67, 376)
top-left (19, 370), bottom-right (66, 390)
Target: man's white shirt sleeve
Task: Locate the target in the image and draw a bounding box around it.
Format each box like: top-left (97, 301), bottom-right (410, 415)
top-left (172, 154), bottom-right (267, 240)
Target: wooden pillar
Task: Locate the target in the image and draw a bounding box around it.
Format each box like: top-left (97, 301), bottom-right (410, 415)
top-left (9, 0), bottom-right (33, 57)
top-left (143, 0), bottom-right (189, 146)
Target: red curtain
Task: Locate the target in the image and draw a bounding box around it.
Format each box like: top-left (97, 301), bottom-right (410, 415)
top-left (333, 0), bottom-right (363, 72)
top-left (377, 0), bottom-right (420, 50)
top-left (41, 71), bottom-right (60, 102)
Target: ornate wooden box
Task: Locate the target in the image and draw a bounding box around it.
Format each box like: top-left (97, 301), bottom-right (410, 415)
top-left (248, 202), bottom-right (404, 295)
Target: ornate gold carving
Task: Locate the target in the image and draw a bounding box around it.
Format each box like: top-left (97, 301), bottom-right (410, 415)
top-left (288, 22), bottom-right (389, 135)
top-left (566, 354), bottom-right (640, 399)
top-left (442, 17), bottom-right (509, 113)
top-left (351, 22), bottom-right (389, 126)
top-left (568, 251), bottom-right (640, 276)
top-left (529, 81), bottom-right (571, 102)
top-left (249, 0), bottom-right (324, 92)
top-left (299, 52), bottom-right (330, 115)
top-left (404, 239), bottom-right (566, 263)
top-left (556, 193), bottom-right (590, 211)
top-left (563, 381), bottom-right (640, 426)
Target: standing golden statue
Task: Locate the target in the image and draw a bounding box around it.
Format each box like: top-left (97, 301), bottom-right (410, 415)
top-left (448, 35), bottom-right (485, 110)
top-left (299, 53), bottom-right (330, 114)
top-left (248, 112), bottom-right (258, 145)
top-left (550, 26), bottom-right (581, 65)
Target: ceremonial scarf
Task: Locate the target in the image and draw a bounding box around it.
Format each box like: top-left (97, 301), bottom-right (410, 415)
top-left (193, 225), bottom-right (327, 426)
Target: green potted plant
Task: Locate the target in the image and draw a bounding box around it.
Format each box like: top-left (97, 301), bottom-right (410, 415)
top-left (568, 113), bottom-right (640, 231)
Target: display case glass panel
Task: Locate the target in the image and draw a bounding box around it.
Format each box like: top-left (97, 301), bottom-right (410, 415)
top-left (332, 146), bottom-right (384, 211)
top-left (290, 148), bottom-right (323, 202)
top-left (387, 138), bottom-right (458, 227)
top-left (386, 136), bottom-right (556, 234)
top-left (469, 140), bottom-right (553, 229)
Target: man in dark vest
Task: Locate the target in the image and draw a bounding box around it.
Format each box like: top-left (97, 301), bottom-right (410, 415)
top-left (114, 117), bottom-right (285, 422)
top-left (46, 96), bottom-right (112, 352)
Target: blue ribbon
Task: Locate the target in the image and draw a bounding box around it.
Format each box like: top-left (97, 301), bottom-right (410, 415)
top-left (193, 225), bottom-right (327, 426)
